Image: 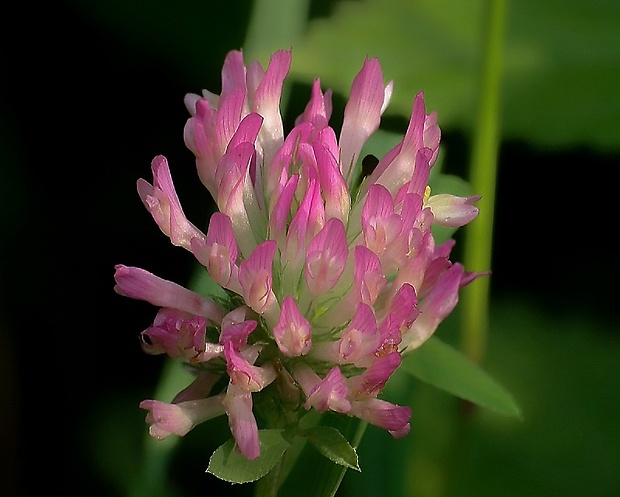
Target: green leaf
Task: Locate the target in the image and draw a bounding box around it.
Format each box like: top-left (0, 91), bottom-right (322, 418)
top-left (402, 336), bottom-right (522, 418)
top-left (303, 426), bottom-right (360, 471)
top-left (206, 429), bottom-right (290, 484)
top-left (290, 0), bottom-right (620, 151)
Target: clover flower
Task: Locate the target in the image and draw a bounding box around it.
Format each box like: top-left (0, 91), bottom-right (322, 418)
top-left (114, 49), bottom-right (483, 461)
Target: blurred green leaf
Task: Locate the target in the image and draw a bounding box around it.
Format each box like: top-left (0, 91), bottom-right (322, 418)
top-left (290, 0), bottom-right (620, 151)
top-left (303, 425), bottom-right (360, 471)
top-left (207, 429), bottom-right (290, 483)
top-left (402, 336), bottom-right (522, 418)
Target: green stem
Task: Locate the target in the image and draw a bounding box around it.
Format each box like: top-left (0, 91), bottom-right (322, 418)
top-left (461, 0), bottom-right (508, 366)
top-left (243, 0), bottom-right (310, 63)
top-left (254, 456), bottom-right (285, 497)
top-left (276, 415), bottom-right (368, 497)
top-left (329, 420), bottom-right (368, 495)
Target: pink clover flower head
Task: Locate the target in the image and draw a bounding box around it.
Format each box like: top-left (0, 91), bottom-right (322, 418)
top-left (115, 48), bottom-right (486, 460)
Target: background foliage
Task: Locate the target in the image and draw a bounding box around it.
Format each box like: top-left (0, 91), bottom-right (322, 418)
top-left (1, 1), bottom-right (619, 496)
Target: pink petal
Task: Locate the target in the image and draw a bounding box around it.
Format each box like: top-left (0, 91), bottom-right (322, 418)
top-left (336, 303), bottom-right (381, 366)
top-left (221, 50), bottom-right (248, 95)
top-left (347, 351), bottom-right (401, 398)
top-left (140, 395), bottom-right (226, 440)
top-left (295, 78), bottom-right (332, 129)
top-left (224, 341), bottom-right (276, 392)
top-left (223, 383), bottom-right (260, 460)
top-left (137, 155), bottom-right (206, 250)
top-left (284, 175), bottom-right (325, 266)
top-left (367, 93), bottom-right (431, 196)
top-left (349, 398), bottom-right (411, 438)
top-left (304, 218), bottom-right (349, 295)
top-left (172, 372), bottom-right (222, 403)
top-left (140, 308), bottom-right (209, 361)
top-left (252, 49), bottom-right (292, 164)
top-left (351, 245), bottom-right (387, 306)
top-left (191, 212), bottom-right (241, 292)
top-left (314, 142), bottom-right (350, 223)
top-left (425, 193), bottom-right (481, 227)
top-left (296, 365), bottom-right (351, 414)
top-left (113, 265), bottom-right (225, 324)
top-left (339, 58), bottom-right (390, 182)
top-left (402, 263), bottom-right (465, 349)
top-left (273, 296), bottom-right (313, 357)
top-left (238, 240), bottom-right (279, 316)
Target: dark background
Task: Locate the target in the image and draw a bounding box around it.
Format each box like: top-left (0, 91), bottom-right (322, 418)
top-left (2, 1), bottom-right (618, 496)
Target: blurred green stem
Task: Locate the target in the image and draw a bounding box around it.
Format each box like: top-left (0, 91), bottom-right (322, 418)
top-left (461, 0), bottom-right (508, 366)
top-left (244, 0), bottom-right (310, 63)
top-left (130, 360), bottom-right (193, 497)
top-left (442, 3), bottom-right (508, 495)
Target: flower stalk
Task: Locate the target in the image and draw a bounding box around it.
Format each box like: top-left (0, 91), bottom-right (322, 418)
top-left (461, 0), bottom-right (508, 366)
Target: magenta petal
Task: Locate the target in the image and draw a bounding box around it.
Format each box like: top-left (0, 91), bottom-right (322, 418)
top-left (367, 93), bottom-right (432, 196)
top-left (227, 112), bottom-right (263, 151)
top-left (269, 174), bottom-right (300, 242)
top-left (383, 283), bottom-right (419, 331)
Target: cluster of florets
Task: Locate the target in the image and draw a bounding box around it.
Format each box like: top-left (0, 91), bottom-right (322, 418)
top-left (114, 49), bottom-right (481, 460)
